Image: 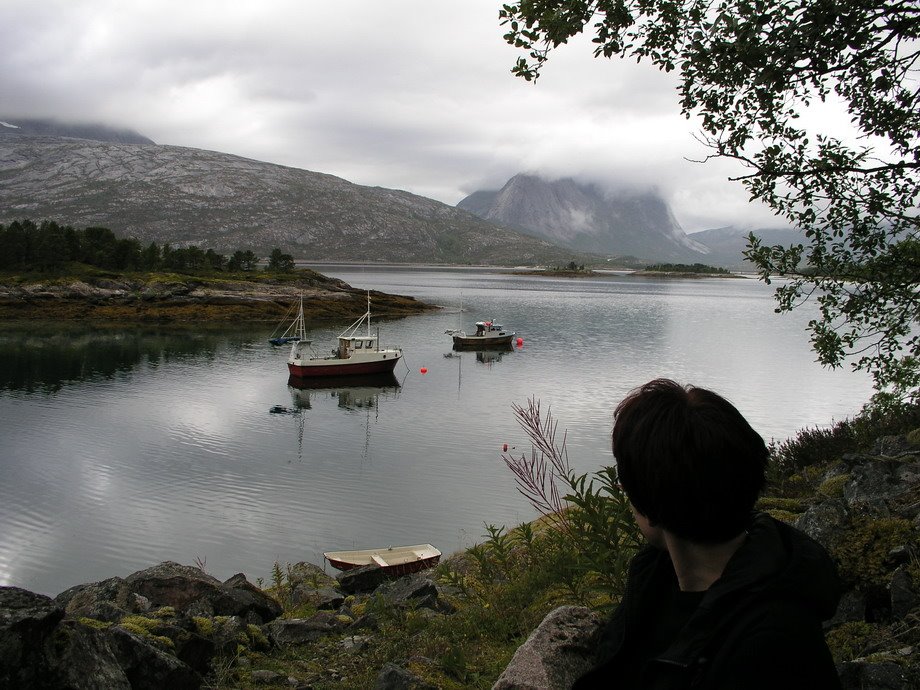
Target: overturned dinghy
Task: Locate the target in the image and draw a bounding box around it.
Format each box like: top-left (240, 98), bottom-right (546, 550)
top-left (323, 544), bottom-right (441, 577)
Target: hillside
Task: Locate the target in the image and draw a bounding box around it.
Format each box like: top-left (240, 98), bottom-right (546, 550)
top-left (0, 133), bottom-right (589, 266)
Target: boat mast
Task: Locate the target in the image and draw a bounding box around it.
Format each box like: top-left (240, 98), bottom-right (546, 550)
top-left (366, 291), bottom-right (371, 337)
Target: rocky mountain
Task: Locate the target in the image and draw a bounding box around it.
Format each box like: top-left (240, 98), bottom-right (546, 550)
top-left (0, 133), bottom-right (586, 266)
top-left (0, 117), bottom-right (154, 145)
top-left (457, 174), bottom-right (709, 262)
top-left (688, 226), bottom-right (805, 269)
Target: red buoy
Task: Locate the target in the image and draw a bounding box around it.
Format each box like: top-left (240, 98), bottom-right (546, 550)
top-left (420, 367), bottom-right (428, 374)
top-left (502, 443), bottom-right (508, 452)
top-left (516, 337), bottom-right (524, 347)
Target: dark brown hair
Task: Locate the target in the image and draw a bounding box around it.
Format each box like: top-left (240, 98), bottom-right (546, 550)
top-left (612, 379), bottom-right (768, 543)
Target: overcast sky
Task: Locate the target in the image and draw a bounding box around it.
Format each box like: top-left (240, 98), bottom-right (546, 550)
top-left (1, 0), bottom-right (795, 232)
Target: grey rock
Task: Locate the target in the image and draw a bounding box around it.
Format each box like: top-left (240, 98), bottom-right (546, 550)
top-left (107, 625), bottom-right (202, 689)
top-left (338, 634), bottom-right (371, 653)
top-left (338, 564), bottom-right (389, 594)
top-left (287, 562), bottom-right (337, 590)
top-left (374, 662), bottom-right (438, 690)
top-left (795, 499), bottom-right (849, 546)
top-left (251, 669), bottom-right (288, 685)
top-left (890, 566), bottom-right (918, 619)
top-left (843, 460), bottom-right (920, 519)
top-left (492, 605), bottom-right (604, 690)
top-left (0, 586), bottom-right (65, 688)
top-left (376, 574), bottom-right (445, 612)
top-left (870, 435), bottom-right (917, 457)
top-left (827, 590), bottom-right (867, 627)
top-left (292, 585), bottom-right (344, 610)
top-left (838, 658), bottom-right (919, 690)
top-left (266, 612), bottom-right (346, 646)
top-left (55, 576), bottom-right (125, 615)
top-left (46, 620), bottom-right (131, 689)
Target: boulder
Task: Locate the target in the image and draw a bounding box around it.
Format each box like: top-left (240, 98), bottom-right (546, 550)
top-left (45, 620), bottom-right (131, 689)
top-left (795, 499), bottom-right (849, 546)
top-left (890, 566), bottom-right (918, 619)
top-left (266, 611), bottom-right (347, 646)
top-left (119, 562), bottom-right (280, 622)
top-left (375, 574), bottom-right (450, 613)
top-left (492, 605), bottom-right (603, 690)
top-left (838, 657), bottom-right (920, 690)
top-left (0, 586), bottom-right (65, 688)
top-left (843, 460), bottom-right (920, 518)
top-left (107, 625), bottom-right (202, 689)
top-left (338, 564), bottom-right (389, 594)
top-left (287, 561), bottom-right (337, 590)
top-left (292, 585), bottom-right (345, 610)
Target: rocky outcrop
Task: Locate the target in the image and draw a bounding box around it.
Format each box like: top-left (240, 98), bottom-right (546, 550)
top-left (1, 557), bottom-right (453, 688)
top-left (492, 606), bottom-right (603, 690)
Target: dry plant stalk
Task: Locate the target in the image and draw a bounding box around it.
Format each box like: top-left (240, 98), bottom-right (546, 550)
top-left (501, 397), bottom-right (574, 532)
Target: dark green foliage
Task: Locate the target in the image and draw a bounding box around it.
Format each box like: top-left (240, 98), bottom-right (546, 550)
top-left (644, 263), bottom-right (730, 274)
top-left (0, 219), bottom-right (300, 277)
top-left (268, 247), bottom-right (295, 272)
top-left (500, 0), bottom-right (920, 403)
top-left (769, 399), bottom-right (920, 477)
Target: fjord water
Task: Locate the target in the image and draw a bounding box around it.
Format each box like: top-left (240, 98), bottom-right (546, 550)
top-left (0, 267), bottom-right (873, 595)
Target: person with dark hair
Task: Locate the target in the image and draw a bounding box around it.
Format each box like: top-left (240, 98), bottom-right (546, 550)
top-left (574, 379), bottom-right (841, 689)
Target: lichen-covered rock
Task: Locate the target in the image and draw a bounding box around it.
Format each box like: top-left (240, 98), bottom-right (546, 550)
top-left (492, 605), bottom-right (603, 690)
top-left (46, 620), bottom-right (131, 689)
top-left (107, 625), bottom-right (202, 689)
top-left (795, 499), bottom-right (849, 548)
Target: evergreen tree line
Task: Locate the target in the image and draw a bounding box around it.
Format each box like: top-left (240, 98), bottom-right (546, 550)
top-left (0, 220), bottom-right (296, 273)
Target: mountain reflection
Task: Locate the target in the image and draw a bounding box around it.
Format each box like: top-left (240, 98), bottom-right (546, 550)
top-left (0, 323), bottom-right (240, 394)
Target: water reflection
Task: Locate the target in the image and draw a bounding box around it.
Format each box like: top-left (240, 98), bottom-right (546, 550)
top-left (0, 323), bottom-right (236, 394)
top-left (286, 372), bottom-right (401, 410)
top-left (280, 373), bottom-right (402, 462)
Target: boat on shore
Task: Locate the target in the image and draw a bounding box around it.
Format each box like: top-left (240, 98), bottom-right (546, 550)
top-left (447, 320), bottom-right (515, 349)
top-left (323, 544), bottom-right (441, 576)
top-left (285, 296), bottom-right (402, 377)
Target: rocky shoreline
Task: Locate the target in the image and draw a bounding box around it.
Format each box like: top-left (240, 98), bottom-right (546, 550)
top-left (4, 434), bottom-right (920, 688)
top-left (0, 272), bottom-right (436, 322)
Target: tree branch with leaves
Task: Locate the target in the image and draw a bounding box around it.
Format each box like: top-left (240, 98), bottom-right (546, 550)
top-left (500, 0), bottom-right (920, 402)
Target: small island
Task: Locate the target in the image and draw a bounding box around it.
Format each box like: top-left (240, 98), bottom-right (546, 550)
top-left (0, 220), bottom-right (435, 322)
top-left (631, 262), bottom-right (741, 278)
top-left (512, 261), bottom-right (600, 277)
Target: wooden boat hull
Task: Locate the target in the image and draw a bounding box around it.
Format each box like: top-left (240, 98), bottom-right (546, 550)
top-left (288, 353), bottom-right (401, 377)
top-left (324, 544), bottom-right (441, 576)
top-left (287, 371), bottom-right (400, 390)
top-left (452, 334), bottom-right (515, 349)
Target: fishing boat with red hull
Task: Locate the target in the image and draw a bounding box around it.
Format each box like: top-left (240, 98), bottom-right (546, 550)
top-left (285, 295), bottom-right (402, 378)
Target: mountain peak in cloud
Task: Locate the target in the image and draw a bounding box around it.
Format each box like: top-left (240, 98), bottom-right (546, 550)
top-left (457, 173), bottom-right (708, 262)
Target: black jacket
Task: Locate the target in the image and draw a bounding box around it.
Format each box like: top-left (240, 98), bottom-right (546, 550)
top-left (574, 513), bottom-right (842, 689)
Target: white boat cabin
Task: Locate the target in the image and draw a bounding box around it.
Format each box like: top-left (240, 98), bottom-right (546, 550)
top-left (336, 334), bottom-right (379, 359)
top-left (474, 321), bottom-right (506, 336)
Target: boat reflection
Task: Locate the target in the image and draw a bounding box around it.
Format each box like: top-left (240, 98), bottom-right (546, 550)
top-left (286, 372), bottom-right (401, 410)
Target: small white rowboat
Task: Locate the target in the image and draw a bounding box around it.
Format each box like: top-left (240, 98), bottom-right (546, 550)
top-left (323, 544), bottom-right (441, 576)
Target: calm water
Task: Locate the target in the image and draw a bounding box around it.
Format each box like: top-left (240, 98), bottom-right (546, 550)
top-left (0, 267), bottom-right (873, 595)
